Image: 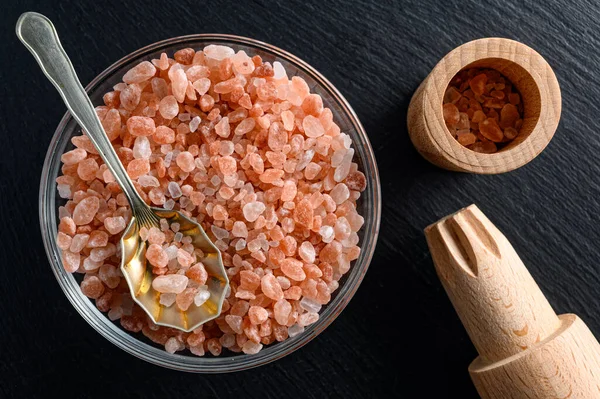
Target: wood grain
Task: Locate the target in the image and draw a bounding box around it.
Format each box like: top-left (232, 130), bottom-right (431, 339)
top-left (2, 0), bottom-right (600, 398)
top-left (427, 205), bottom-right (600, 398)
top-left (407, 38), bottom-right (561, 174)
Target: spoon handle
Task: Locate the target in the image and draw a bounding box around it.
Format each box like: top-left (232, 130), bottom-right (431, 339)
top-left (16, 12), bottom-right (147, 210)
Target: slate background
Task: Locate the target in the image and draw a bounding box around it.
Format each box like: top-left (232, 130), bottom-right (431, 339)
top-left (2, 0), bottom-right (600, 397)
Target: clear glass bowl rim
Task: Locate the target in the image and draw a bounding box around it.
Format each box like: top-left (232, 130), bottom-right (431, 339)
top-left (39, 33), bottom-right (381, 373)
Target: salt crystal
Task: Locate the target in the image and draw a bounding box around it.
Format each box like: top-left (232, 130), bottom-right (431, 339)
top-left (138, 175), bottom-right (160, 187)
top-left (159, 95), bottom-right (179, 119)
top-left (287, 324), bottom-right (305, 338)
top-left (334, 149), bottom-right (354, 182)
top-left (330, 183), bottom-right (350, 204)
top-left (57, 184), bottom-right (71, 199)
top-left (122, 61), bottom-right (156, 84)
top-left (302, 115), bottom-right (325, 138)
top-left (211, 175), bottom-right (221, 186)
top-left (204, 44), bottom-right (235, 61)
top-left (108, 307), bottom-right (123, 321)
top-left (320, 226), bottom-right (335, 243)
top-left (83, 257), bottom-right (102, 272)
top-left (165, 245), bottom-right (178, 260)
top-left (189, 116), bottom-right (201, 132)
top-left (160, 218), bottom-right (169, 232)
top-left (152, 274), bottom-right (189, 294)
top-left (273, 61), bottom-right (286, 80)
top-left (211, 225), bottom-right (229, 240)
top-left (194, 287), bottom-right (210, 306)
top-left (58, 206), bottom-right (70, 219)
top-left (151, 77), bottom-right (168, 99)
top-left (159, 293), bottom-right (176, 307)
top-left (243, 201), bottom-right (266, 222)
top-left (168, 182), bottom-right (182, 198)
top-left (300, 297), bottom-right (322, 313)
top-left (298, 241), bottom-right (316, 263)
top-left (164, 199), bottom-right (175, 210)
top-left (225, 314), bottom-right (244, 334)
top-left (174, 232), bottom-right (183, 242)
top-left (165, 337), bottom-right (183, 354)
top-left (235, 239), bottom-right (247, 251)
top-left (295, 149), bottom-right (315, 172)
top-left (242, 340), bottom-right (263, 355)
top-left (298, 312), bottom-right (319, 327)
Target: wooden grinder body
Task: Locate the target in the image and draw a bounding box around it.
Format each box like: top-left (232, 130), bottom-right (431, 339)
top-left (407, 38), bottom-right (561, 174)
top-left (425, 205), bottom-right (600, 398)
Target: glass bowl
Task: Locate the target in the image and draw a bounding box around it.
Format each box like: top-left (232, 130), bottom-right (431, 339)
top-left (39, 34), bottom-right (381, 372)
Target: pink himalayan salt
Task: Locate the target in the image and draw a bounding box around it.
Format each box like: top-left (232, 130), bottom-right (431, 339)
top-left (122, 61), bottom-right (156, 84)
top-left (147, 227), bottom-right (165, 245)
top-left (77, 158), bottom-right (99, 181)
top-left (120, 83), bottom-right (141, 110)
top-left (298, 312), bottom-right (319, 327)
top-left (303, 115), bottom-right (325, 138)
top-left (159, 95), bottom-right (179, 119)
top-left (281, 180), bottom-right (297, 202)
top-left (62, 251), bottom-right (80, 272)
top-left (215, 117), bottom-right (230, 138)
top-left (330, 183), bottom-right (350, 204)
top-left (242, 340), bottom-right (263, 355)
top-left (99, 264), bottom-right (120, 288)
top-left (243, 202), bottom-right (266, 222)
top-left (154, 126), bottom-right (175, 144)
top-left (176, 288), bottom-right (197, 311)
top-left (225, 315), bottom-right (244, 334)
top-left (218, 156), bottom-right (237, 175)
top-left (126, 159), bottom-right (150, 179)
top-left (273, 299), bottom-right (292, 325)
top-left (298, 241), bottom-right (316, 263)
top-left (248, 306), bottom-right (269, 325)
top-left (268, 122), bottom-right (287, 151)
top-left (193, 78), bottom-right (211, 96)
top-left (104, 216), bottom-right (126, 234)
top-left (239, 270), bottom-right (261, 291)
top-left (177, 248), bottom-right (194, 268)
top-left (280, 258), bottom-right (306, 281)
top-left (235, 118), bottom-right (256, 135)
top-left (57, 232), bottom-right (72, 250)
top-left (176, 151), bottom-right (195, 173)
top-left (127, 116), bottom-right (155, 137)
top-left (146, 244), bottom-right (168, 268)
top-left (169, 66), bottom-right (188, 103)
top-left (58, 216), bottom-right (76, 236)
top-left (261, 274), bottom-right (283, 300)
top-left (89, 243), bottom-right (116, 262)
top-left (55, 45), bottom-right (367, 358)
top-left (80, 276), bottom-right (105, 299)
top-left (72, 196), bottom-right (100, 225)
top-left (294, 199), bottom-right (313, 228)
top-left (69, 233), bottom-right (89, 253)
top-left (152, 274), bottom-right (188, 294)
top-left (186, 263), bottom-right (208, 285)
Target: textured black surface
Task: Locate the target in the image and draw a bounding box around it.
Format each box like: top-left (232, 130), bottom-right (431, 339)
top-left (2, 0), bottom-right (600, 397)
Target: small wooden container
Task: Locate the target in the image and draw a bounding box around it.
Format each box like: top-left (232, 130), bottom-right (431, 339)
top-left (407, 38), bottom-right (561, 174)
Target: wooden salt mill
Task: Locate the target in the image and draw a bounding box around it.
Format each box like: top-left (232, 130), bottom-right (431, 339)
top-left (425, 205), bottom-right (600, 398)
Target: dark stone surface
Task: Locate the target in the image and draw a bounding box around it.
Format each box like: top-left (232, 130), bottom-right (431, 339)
top-left (2, 0), bottom-right (599, 397)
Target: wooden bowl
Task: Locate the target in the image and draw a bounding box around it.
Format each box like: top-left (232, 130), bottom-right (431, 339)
top-left (407, 38), bottom-right (561, 174)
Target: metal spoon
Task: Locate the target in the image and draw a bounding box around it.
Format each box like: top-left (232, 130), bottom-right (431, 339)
top-left (17, 12), bottom-right (229, 332)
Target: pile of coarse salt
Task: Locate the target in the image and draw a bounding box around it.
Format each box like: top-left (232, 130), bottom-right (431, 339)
top-left (56, 44), bottom-right (367, 356)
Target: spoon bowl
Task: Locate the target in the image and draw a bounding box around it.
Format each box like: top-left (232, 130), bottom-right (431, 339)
top-left (121, 208), bottom-right (228, 331)
top-left (17, 11), bottom-right (229, 332)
